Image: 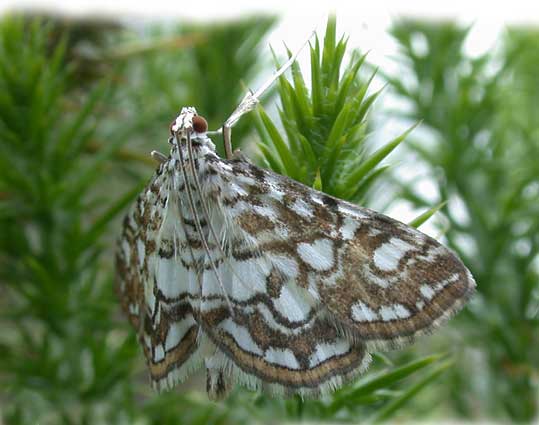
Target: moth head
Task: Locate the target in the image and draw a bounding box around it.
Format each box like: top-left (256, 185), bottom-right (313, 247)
top-left (168, 106), bottom-right (215, 156)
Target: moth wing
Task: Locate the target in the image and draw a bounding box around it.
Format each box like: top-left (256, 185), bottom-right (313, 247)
top-left (197, 244), bottom-right (370, 397)
top-left (311, 203), bottom-right (475, 350)
top-left (116, 172), bottom-right (203, 390)
top-left (226, 162), bottom-right (475, 351)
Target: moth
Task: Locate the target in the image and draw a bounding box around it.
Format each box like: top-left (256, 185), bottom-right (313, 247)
top-left (115, 44), bottom-right (475, 401)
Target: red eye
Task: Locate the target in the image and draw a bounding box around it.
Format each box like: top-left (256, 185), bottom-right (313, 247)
top-left (192, 115), bottom-right (208, 133)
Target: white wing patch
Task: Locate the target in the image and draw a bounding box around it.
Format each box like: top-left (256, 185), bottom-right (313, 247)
top-left (255, 303), bottom-right (313, 334)
top-left (373, 237), bottom-right (416, 271)
top-left (155, 257), bottom-right (191, 298)
top-left (128, 303), bottom-right (139, 315)
top-left (226, 259), bottom-right (270, 301)
top-left (352, 302), bottom-right (412, 322)
top-left (341, 216), bottom-right (361, 240)
top-left (273, 282), bottom-right (314, 322)
top-left (291, 198), bottom-right (315, 219)
top-left (379, 304), bottom-right (411, 321)
top-left (351, 302), bottom-right (377, 322)
top-left (268, 254), bottom-right (300, 280)
top-left (253, 204), bottom-right (278, 221)
top-left (420, 284), bottom-right (436, 300)
top-left (136, 239), bottom-right (146, 267)
top-left (154, 344), bottom-right (165, 362)
top-left (297, 239), bottom-right (334, 271)
top-left (264, 347), bottom-right (301, 369)
top-left (221, 318), bottom-right (264, 356)
top-left (337, 203), bottom-right (368, 219)
top-left (165, 318), bottom-right (195, 351)
top-left (309, 340), bottom-right (351, 368)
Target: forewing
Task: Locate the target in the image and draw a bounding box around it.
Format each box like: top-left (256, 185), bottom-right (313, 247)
top-left (223, 161), bottom-right (475, 351)
top-left (116, 168), bottom-right (203, 390)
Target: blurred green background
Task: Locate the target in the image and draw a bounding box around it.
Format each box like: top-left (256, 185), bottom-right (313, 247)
top-left (0, 12), bottom-right (537, 425)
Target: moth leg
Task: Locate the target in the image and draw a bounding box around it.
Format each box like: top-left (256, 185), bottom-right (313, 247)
top-left (205, 352), bottom-right (232, 401)
top-left (220, 31), bottom-right (313, 159)
top-left (221, 89), bottom-right (257, 159)
top-left (151, 150), bottom-right (168, 164)
top-left (231, 148), bottom-right (251, 163)
top-left (222, 125), bottom-right (234, 161)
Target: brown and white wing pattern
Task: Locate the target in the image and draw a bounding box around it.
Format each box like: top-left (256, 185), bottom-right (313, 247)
top-left (116, 126), bottom-right (475, 399)
top-left (115, 165), bottom-right (204, 391)
top-left (196, 240), bottom-right (370, 397)
top-left (217, 162), bottom-right (475, 358)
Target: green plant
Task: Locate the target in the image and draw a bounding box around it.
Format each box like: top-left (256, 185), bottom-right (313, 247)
top-left (0, 13), bottom-right (480, 425)
top-left (0, 16), bottom-right (142, 424)
top-left (256, 16), bottom-right (415, 201)
top-left (117, 16), bottom-right (277, 159)
top-left (385, 19), bottom-right (539, 422)
top-left (252, 15), bottom-right (451, 423)
top-left (0, 14), bottom-right (281, 425)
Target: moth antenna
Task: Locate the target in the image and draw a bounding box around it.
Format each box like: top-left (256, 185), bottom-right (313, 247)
top-left (250, 31), bottom-right (314, 101)
top-left (178, 132), bottom-right (235, 316)
top-left (186, 131), bottom-right (252, 294)
top-left (220, 30), bottom-right (314, 159)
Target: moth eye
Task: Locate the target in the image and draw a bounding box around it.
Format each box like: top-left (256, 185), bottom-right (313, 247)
top-left (192, 115), bottom-right (208, 133)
